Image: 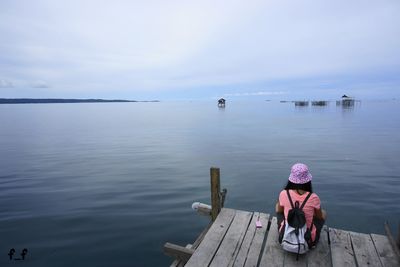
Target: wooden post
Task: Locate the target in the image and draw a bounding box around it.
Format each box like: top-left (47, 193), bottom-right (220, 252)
top-left (210, 167), bottom-right (221, 221)
top-left (397, 222), bottom-right (400, 249)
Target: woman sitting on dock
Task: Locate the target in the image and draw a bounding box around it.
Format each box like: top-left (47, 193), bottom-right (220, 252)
top-left (275, 163), bottom-right (327, 248)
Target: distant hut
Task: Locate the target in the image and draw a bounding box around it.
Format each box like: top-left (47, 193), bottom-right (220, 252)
top-left (337, 94), bottom-right (355, 107)
top-left (218, 98), bottom-right (226, 107)
top-left (294, 101), bottom-right (309, 107)
top-left (312, 101), bottom-right (328, 106)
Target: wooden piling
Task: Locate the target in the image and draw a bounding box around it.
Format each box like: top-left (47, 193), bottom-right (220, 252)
top-left (210, 167), bottom-right (221, 221)
top-left (397, 223), bottom-right (400, 249)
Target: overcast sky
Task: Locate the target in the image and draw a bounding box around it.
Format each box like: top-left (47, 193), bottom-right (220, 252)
top-left (0, 0), bottom-right (399, 100)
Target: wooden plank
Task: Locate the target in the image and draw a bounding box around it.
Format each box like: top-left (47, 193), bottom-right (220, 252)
top-left (232, 212), bottom-right (259, 267)
top-left (306, 226), bottom-right (332, 267)
top-left (163, 242), bottom-right (194, 262)
top-left (232, 212), bottom-right (270, 267)
top-left (350, 231), bottom-right (383, 266)
top-left (259, 217), bottom-right (284, 267)
top-left (170, 223), bottom-right (211, 267)
top-left (284, 250), bottom-right (306, 266)
top-left (185, 208), bottom-right (236, 267)
top-left (384, 222), bottom-right (400, 259)
top-left (170, 244), bottom-right (192, 267)
top-left (192, 222), bottom-right (212, 249)
top-left (243, 213), bottom-right (270, 267)
top-left (329, 228), bottom-right (356, 267)
top-left (209, 210), bottom-right (253, 267)
top-left (371, 234), bottom-right (400, 267)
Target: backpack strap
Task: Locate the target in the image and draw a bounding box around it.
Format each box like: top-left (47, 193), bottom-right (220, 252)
top-left (300, 192), bottom-right (313, 210)
top-left (286, 190), bottom-right (294, 209)
top-left (286, 190), bottom-right (312, 210)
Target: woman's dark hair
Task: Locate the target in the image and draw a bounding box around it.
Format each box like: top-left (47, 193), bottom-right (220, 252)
top-left (284, 181), bottom-right (313, 193)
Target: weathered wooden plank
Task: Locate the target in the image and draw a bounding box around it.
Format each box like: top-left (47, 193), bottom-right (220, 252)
top-left (169, 222), bottom-right (211, 267)
top-left (232, 212), bottom-right (270, 267)
top-left (191, 222), bottom-right (212, 249)
top-left (259, 217), bottom-right (284, 267)
top-left (243, 213), bottom-right (270, 267)
top-left (350, 231), bottom-right (383, 266)
top-left (306, 226), bottom-right (332, 267)
top-left (164, 242), bottom-right (194, 262)
top-left (209, 210), bottom-right (253, 267)
top-left (384, 222), bottom-right (400, 260)
top-left (232, 212), bottom-right (260, 267)
top-left (329, 228), bottom-right (356, 267)
top-left (185, 208), bottom-right (236, 267)
top-left (170, 258), bottom-right (183, 267)
top-left (283, 250), bottom-right (307, 266)
top-left (170, 244), bottom-right (192, 267)
top-left (371, 234), bottom-right (400, 267)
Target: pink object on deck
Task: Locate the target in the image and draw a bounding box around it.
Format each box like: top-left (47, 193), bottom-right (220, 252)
top-left (256, 220), bottom-right (262, 228)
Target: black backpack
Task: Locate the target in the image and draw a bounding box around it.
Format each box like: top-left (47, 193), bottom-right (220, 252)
top-left (279, 190), bottom-right (312, 259)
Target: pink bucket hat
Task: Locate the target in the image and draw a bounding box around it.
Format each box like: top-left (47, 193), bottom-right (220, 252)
top-left (288, 163), bottom-right (312, 184)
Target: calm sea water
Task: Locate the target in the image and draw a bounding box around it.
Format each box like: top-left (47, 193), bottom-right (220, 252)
top-left (0, 100), bottom-right (399, 266)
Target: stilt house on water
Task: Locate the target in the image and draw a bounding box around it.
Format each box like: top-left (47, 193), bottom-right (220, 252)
top-left (337, 94), bottom-right (356, 107)
top-left (218, 98), bottom-right (226, 107)
top-left (294, 101), bottom-right (309, 106)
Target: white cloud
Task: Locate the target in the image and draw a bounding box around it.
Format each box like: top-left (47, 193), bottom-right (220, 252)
top-left (224, 91), bottom-right (287, 97)
top-left (31, 80), bottom-right (50, 88)
top-left (0, 79), bottom-right (13, 88)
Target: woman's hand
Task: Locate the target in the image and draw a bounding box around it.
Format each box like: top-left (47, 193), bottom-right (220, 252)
top-left (275, 201), bottom-right (284, 213)
top-left (314, 208), bottom-right (327, 220)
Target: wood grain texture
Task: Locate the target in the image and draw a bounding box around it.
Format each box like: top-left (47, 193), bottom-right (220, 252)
top-left (164, 242), bottom-right (194, 262)
top-left (329, 228), bottom-right (356, 267)
top-left (174, 208), bottom-right (395, 267)
top-left (209, 210), bottom-right (253, 267)
top-left (169, 244), bottom-right (192, 267)
top-left (233, 212), bottom-right (259, 267)
top-left (350, 231), bottom-right (383, 267)
top-left (243, 213), bottom-right (270, 267)
top-left (371, 234), bottom-right (400, 267)
top-left (185, 208), bottom-right (235, 267)
top-left (258, 217), bottom-right (284, 267)
top-left (283, 251), bottom-right (306, 267)
top-left (306, 226), bottom-right (332, 267)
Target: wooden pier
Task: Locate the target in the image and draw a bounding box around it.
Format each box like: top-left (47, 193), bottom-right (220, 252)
top-left (164, 168), bottom-right (400, 266)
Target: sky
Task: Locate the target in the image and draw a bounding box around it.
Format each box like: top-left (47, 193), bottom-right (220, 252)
top-left (0, 0), bottom-right (399, 100)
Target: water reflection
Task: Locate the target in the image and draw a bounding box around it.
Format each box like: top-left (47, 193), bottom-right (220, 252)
top-left (336, 99), bottom-right (355, 108)
top-left (336, 99), bottom-right (362, 113)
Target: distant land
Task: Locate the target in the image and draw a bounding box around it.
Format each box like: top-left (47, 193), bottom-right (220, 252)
top-left (0, 98), bottom-right (160, 104)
